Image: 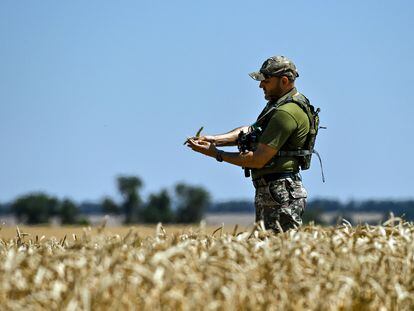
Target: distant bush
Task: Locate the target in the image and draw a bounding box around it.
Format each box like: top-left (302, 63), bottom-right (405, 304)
top-left (175, 183), bottom-right (211, 223)
top-left (141, 189), bottom-right (174, 223)
top-left (11, 193), bottom-right (59, 224)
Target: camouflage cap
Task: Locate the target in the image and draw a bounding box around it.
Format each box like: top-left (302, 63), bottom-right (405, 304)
top-left (249, 56), bottom-right (299, 81)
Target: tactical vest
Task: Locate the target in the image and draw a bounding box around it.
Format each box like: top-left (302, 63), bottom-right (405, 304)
top-left (251, 92), bottom-right (325, 181)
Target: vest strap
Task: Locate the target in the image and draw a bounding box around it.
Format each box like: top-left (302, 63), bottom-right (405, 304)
top-left (277, 150), bottom-right (312, 156)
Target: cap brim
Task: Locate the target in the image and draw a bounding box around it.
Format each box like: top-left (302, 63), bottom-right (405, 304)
top-left (249, 71), bottom-right (265, 81)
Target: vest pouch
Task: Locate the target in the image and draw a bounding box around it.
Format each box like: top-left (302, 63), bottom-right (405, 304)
top-left (299, 109), bottom-right (319, 171)
top-left (299, 155), bottom-right (311, 170)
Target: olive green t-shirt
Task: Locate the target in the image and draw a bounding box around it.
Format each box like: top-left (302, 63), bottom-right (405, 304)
top-left (251, 89), bottom-right (310, 178)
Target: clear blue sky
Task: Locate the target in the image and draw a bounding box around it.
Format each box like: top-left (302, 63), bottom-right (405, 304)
top-left (1, 1), bottom-right (413, 204)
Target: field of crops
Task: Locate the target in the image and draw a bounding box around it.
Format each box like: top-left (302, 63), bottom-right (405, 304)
top-left (1, 218), bottom-right (413, 310)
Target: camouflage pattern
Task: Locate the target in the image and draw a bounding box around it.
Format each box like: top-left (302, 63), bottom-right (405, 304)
top-left (254, 177), bottom-right (307, 233)
top-left (249, 55), bottom-right (299, 81)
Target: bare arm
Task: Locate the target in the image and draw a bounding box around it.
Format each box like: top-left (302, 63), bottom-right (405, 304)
top-left (199, 126), bottom-right (249, 146)
top-left (217, 143), bottom-right (278, 168)
top-left (187, 139), bottom-right (278, 169)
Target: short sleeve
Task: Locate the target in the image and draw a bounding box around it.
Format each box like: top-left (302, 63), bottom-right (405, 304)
top-left (258, 110), bottom-right (297, 150)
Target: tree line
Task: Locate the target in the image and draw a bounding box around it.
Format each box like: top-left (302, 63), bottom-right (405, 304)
top-left (3, 178), bottom-right (413, 225)
top-left (1, 176), bottom-right (210, 225)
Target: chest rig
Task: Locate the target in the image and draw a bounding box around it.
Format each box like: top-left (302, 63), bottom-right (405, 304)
top-left (238, 92), bottom-right (325, 181)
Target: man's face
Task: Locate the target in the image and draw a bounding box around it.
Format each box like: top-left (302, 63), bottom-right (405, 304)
top-left (259, 75), bottom-right (284, 100)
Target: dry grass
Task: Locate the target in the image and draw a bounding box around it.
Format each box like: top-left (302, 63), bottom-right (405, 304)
top-left (0, 218), bottom-right (413, 310)
top-left (0, 224), bottom-right (244, 240)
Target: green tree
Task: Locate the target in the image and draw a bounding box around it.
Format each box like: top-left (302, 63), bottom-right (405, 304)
top-left (59, 199), bottom-right (80, 225)
top-left (117, 176), bottom-right (143, 224)
top-left (101, 197), bottom-right (120, 215)
top-left (11, 193), bottom-right (59, 224)
top-left (141, 189), bottom-right (174, 223)
top-left (174, 183), bottom-right (210, 223)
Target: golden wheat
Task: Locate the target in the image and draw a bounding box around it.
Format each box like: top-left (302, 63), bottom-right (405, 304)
top-left (0, 218), bottom-right (413, 310)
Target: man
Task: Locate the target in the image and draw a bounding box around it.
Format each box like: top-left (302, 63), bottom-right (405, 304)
top-left (187, 56), bottom-right (314, 233)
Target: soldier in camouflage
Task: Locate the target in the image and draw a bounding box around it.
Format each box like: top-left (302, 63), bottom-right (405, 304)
top-left (187, 56), bottom-right (310, 233)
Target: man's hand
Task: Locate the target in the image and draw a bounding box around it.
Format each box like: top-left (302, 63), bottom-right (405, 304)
top-left (187, 138), bottom-right (218, 158)
top-left (184, 135), bottom-right (216, 145)
top-left (183, 127), bottom-right (206, 145)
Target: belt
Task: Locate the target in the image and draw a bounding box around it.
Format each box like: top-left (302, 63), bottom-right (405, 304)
top-left (252, 172), bottom-right (300, 188)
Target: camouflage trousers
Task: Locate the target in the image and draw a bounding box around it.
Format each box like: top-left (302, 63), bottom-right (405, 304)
top-left (254, 177), bottom-right (307, 233)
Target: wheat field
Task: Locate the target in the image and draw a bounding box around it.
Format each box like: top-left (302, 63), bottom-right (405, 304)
top-left (0, 218), bottom-right (413, 310)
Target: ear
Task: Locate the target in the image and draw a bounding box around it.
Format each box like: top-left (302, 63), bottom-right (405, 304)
top-left (281, 76), bottom-right (290, 86)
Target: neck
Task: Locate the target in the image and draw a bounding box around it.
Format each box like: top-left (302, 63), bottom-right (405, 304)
top-left (279, 86), bottom-right (295, 98)
top-left (268, 86), bottom-right (295, 102)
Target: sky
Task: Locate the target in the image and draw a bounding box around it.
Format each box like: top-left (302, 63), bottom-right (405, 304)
top-left (1, 1), bottom-right (414, 204)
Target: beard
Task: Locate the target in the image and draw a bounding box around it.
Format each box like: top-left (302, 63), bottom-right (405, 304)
top-left (264, 91), bottom-right (278, 101)
top-left (263, 82), bottom-right (284, 101)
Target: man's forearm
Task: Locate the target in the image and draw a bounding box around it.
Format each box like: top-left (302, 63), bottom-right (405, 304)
top-left (187, 138), bottom-right (275, 169)
top-left (213, 126), bottom-right (249, 146)
top-left (218, 150), bottom-right (263, 169)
